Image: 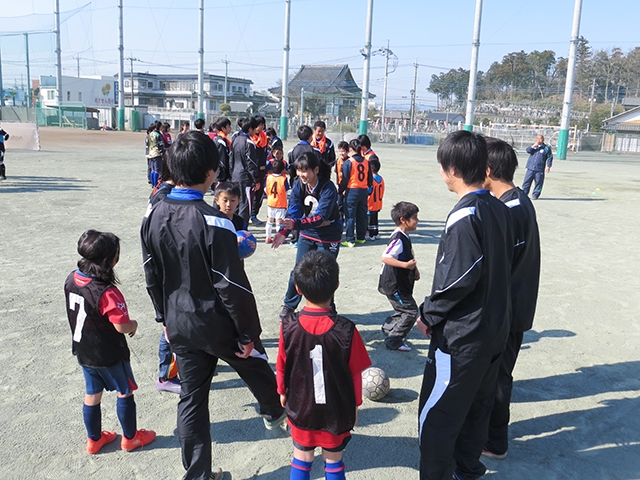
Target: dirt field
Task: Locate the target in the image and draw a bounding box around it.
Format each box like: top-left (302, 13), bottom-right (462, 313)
top-left (1, 127), bottom-right (639, 479)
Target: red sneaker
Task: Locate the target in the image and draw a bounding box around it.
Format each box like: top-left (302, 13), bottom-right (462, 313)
top-left (121, 429), bottom-right (156, 451)
top-left (86, 431), bottom-right (117, 454)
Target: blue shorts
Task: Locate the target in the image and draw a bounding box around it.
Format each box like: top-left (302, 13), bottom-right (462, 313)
top-left (82, 361), bottom-right (138, 395)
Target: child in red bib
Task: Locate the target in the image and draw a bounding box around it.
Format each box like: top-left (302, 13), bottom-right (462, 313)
top-left (277, 251), bottom-right (371, 480)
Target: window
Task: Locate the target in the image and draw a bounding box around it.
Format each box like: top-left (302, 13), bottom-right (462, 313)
top-left (148, 81), bottom-right (153, 89)
top-left (67, 91), bottom-right (71, 101)
top-left (232, 86), bottom-right (237, 92)
top-left (78, 92), bottom-right (82, 102)
top-left (124, 80), bottom-right (129, 87)
top-left (47, 90), bottom-right (54, 100)
top-left (244, 87), bottom-right (247, 94)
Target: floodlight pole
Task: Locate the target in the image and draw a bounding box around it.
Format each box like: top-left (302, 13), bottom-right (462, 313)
top-left (359, 0), bottom-right (374, 135)
top-left (464, 0), bottom-right (483, 131)
top-left (280, 0), bottom-right (291, 140)
top-left (55, 0), bottom-right (63, 127)
top-left (558, 0), bottom-right (583, 160)
top-left (117, 0), bottom-right (125, 131)
top-left (0, 45), bottom-right (4, 108)
top-left (197, 0), bottom-right (204, 120)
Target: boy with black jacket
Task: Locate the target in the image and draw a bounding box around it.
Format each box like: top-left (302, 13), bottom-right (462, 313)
top-left (416, 130), bottom-right (513, 480)
top-left (141, 132), bottom-right (285, 480)
top-left (230, 116), bottom-right (260, 224)
top-left (379, 201), bottom-right (420, 351)
top-left (482, 137), bottom-right (541, 460)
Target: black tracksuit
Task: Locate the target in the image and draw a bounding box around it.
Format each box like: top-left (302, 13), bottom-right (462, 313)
top-left (141, 189), bottom-right (282, 480)
top-left (418, 190), bottom-right (513, 480)
top-left (486, 187), bottom-right (540, 455)
top-left (230, 132), bottom-right (259, 223)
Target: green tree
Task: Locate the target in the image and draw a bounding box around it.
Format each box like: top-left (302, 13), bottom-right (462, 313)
top-left (219, 103), bottom-right (231, 114)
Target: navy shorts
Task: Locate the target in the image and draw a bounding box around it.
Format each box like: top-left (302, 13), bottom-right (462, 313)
top-left (293, 434), bottom-right (351, 452)
top-left (82, 360), bottom-right (138, 395)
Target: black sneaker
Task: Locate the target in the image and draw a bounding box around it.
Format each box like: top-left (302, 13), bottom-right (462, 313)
top-left (279, 305), bottom-right (294, 323)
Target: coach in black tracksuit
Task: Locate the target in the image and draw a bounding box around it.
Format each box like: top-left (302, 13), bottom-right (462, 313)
top-left (417, 131), bottom-right (513, 480)
top-left (230, 117), bottom-right (260, 224)
top-left (141, 132), bottom-right (283, 480)
top-left (483, 138), bottom-right (541, 459)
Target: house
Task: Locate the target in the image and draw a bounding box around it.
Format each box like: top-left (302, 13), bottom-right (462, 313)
top-left (126, 72), bottom-right (253, 129)
top-left (270, 64), bottom-right (373, 120)
top-left (602, 105), bottom-right (640, 153)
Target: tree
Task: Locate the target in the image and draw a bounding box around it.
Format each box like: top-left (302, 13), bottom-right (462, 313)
top-left (219, 103), bottom-right (231, 114)
top-left (427, 68), bottom-right (470, 105)
top-left (527, 50), bottom-right (556, 99)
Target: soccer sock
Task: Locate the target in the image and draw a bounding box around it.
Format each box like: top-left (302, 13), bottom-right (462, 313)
top-left (116, 395), bottom-right (137, 440)
top-left (324, 460), bottom-right (346, 480)
top-left (83, 404), bottom-right (102, 441)
top-left (266, 221), bottom-right (273, 239)
top-left (290, 458), bottom-right (313, 480)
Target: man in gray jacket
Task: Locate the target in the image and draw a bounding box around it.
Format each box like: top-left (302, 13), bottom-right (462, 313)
top-left (522, 134), bottom-right (553, 199)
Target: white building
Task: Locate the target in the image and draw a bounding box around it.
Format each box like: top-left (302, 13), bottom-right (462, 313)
top-left (38, 72), bottom-right (254, 130)
top-left (123, 72), bottom-right (253, 129)
top-left (39, 75), bottom-right (116, 127)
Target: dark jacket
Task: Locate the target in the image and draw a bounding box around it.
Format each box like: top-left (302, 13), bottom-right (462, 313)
top-left (230, 132), bottom-right (259, 186)
top-left (421, 191), bottom-right (514, 357)
top-left (141, 189), bottom-right (262, 352)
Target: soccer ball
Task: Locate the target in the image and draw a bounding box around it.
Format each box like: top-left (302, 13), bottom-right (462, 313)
top-left (362, 367), bottom-right (390, 401)
top-left (237, 230), bottom-right (257, 259)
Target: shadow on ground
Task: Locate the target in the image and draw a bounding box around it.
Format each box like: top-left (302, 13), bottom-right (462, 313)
top-left (487, 395), bottom-right (640, 479)
top-left (0, 175), bottom-right (92, 193)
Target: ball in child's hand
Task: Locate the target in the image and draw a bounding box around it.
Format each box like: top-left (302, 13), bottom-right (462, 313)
top-left (237, 230), bottom-right (257, 259)
top-left (362, 366), bottom-right (390, 401)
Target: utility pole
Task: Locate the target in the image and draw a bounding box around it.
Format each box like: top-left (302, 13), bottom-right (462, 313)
top-left (300, 87), bottom-right (305, 126)
top-left (359, 0), bottom-right (374, 135)
top-left (464, 0), bottom-right (483, 131)
top-left (117, 0), bottom-right (125, 131)
top-left (558, 0), bottom-right (583, 160)
top-left (197, 0), bottom-right (204, 119)
top-left (222, 56), bottom-right (230, 105)
top-left (280, 0), bottom-right (291, 139)
top-left (409, 60), bottom-right (418, 131)
top-left (73, 55), bottom-right (80, 77)
top-left (55, 0), bottom-right (63, 127)
top-left (24, 33), bottom-right (31, 108)
top-left (587, 78), bottom-right (595, 131)
top-left (380, 41), bottom-right (392, 140)
top-left (127, 55), bottom-right (140, 107)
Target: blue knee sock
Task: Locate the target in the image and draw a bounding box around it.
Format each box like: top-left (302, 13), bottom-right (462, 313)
top-left (116, 395), bottom-right (137, 440)
top-left (324, 460), bottom-right (345, 480)
top-left (83, 404), bottom-right (102, 441)
top-left (290, 458), bottom-right (313, 480)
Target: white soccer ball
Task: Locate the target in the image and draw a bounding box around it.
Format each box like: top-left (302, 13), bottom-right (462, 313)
top-left (362, 366), bottom-right (390, 401)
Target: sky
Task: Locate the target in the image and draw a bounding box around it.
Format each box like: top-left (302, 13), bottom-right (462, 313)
top-left (1, 0), bottom-right (639, 110)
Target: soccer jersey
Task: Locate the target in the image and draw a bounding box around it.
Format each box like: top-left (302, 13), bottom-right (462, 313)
top-left (339, 154), bottom-right (372, 193)
top-left (266, 173), bottom-right (289, 208)
top-left (421, 191), bottom-right (513, 357)
top-left (335, 156), bottom-right (346, 186)
top-left (368, 174), bottom-right (385, 212)
top-left (500, 187), bottom-right (540, 332)
top-left (379, 228), bottom-right (416, 296)
top-left (64, 271), bottom-right (131, 367)
top-left (276, 307), bottom-right (371, 447)
top-left (284, 176), bottom-right (342, 243)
